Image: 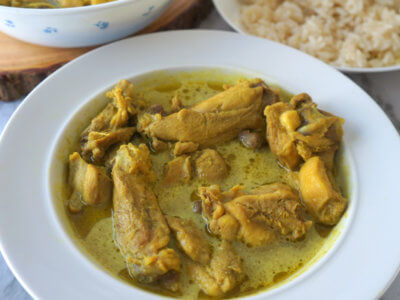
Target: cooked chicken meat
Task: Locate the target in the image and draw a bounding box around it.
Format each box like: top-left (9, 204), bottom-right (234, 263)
top-left (138, 79), bottom-right (271, 147)
top-left (162, 155), bottom-right (192, 185)
top-left (265, 93), bottom-right (344, 170)
top-left (81, 80), bottom-right (139, 137)
top-left (199, 183), bottom-right (312, 246)
top-left (265, 102), bottom-right (301, 170)
top-left (162, 149), bottom-right (228, 184)
top-left (170, 95), bottom-right (183, 113)
top-left (67, 152), bottom-right (112, 213)
top-left (193, 149), bottom-right (228, 182)
top-left (173, 141), bottom-right (199, 156)
top-left (151, 137), bottom-right (168, 152)
top-left (187, 241), bottom-right (244, 297)
top-left (299, 156), bottom-right (347, 225)
top-left (82, 127), bottom-right (135, 162)
top-left (166, 216), bottom-right (242, 296)
top-left (166, 216), bottom-right (211, 265)
top-left (80, 80), bottom-right (144, 162)
top-left (112, 144), bottom-right (181, 285)
top-left (65, 76), bottom-right (348, 299)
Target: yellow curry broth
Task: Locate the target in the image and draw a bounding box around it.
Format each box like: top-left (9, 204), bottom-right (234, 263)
top-left (65, 71), bottom-right (347, 299)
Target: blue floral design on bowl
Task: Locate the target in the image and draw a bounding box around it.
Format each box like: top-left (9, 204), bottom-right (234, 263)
top-left (43, 27), bottom-right (58, 34)
top-left (142, 5), bottom-right (154, 17)
top-left (4, 20), bottom-right (15, 28)
top-left (94, 21), bottom-right (109, 30)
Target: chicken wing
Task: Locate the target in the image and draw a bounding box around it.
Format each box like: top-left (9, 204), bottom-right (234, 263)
top-left (112, 143), bottom-right (181, 284)
top-left (138, 79), bottom-right (274, 147)
top-left (265, 93), bottom-right (344, 170)
top-left (299, 156), bottom-right (347, 225)
top-left (199, 183), bottom-right (312, 246)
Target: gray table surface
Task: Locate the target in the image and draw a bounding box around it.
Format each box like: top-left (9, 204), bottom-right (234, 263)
top-left (1, 9), bottom-right (400, 300)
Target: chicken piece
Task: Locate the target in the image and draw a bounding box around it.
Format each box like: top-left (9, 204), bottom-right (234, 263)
top-left (191, 79), bottom-right (264, 113)
top-left (81, 127), bottom-right (135, 162)
top-left (166, 216), bottom-right (211, 265)
top-left (67, 152), bottom-right (112, 213)
top-left (103, 143), bottom-right (123, 170)
top-left (158, 270), bottom-right (180, 293)
top-left (170, 95), bottom-right (183, 113)
top-left (265, 103), bottom-right (302, 170)
top-left (81, 80), bottom-right (140, 138)
top-left (173, 141), bottom-right (199, 156)
top-left (138, 79), bottom-right (270, 147)
top-left (81, 102), bottom-right (116, 139)
top-left (187, 241), bottom-right (243, 297)
top-left (199, 183), bottom-right (312, 246)
top-left (112, 144), bottom-right (180, 284)
top-left (317, 148), bottom-right (337, 172)
top-left (151, 137), bottom-right (168, 152)
top-left (193, 149), bottom-right (228, 182)
top-left (299, 156), bottom-right (347, 225)
top-left (293, 94), bottom-right (343, 163)
top-left (280, 110), bottom-right (301, 132)
top-left (265, 93), bottom-right (344, 170)
top-left (249, 182), bottom-right (294, 195)
top-left (162, 156), bottom-right (192, 185)
top-left (80, 80), bottom-right (144, 161)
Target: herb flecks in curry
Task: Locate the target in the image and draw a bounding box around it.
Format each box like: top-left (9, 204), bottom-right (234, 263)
top-left (64, 72), bottom-right (348, 299)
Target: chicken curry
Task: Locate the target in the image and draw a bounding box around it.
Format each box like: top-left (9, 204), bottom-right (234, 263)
top-left (0, 0), bottom-right (113, 8)
top-left (63, 72), bottom-right (348, 299)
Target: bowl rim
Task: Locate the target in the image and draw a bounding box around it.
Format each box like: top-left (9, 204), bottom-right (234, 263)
top-left (1, 30), bottom-right (400, 300)
top-left (0, 0), bottom-right (149, 15)
top-left (212, 0), bottom-right (400, 74)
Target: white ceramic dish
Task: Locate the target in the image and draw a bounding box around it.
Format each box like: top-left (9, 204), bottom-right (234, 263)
top-left (0, 0), bottom-right (172, 47)
top-left (213, 0), bottom-right (400, 74)
top-left (1, 30), bottom-right (400, 299)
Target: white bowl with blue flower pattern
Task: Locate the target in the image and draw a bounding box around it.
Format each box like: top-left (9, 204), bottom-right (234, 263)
top-left (0, 0), bottom-right (172, 48)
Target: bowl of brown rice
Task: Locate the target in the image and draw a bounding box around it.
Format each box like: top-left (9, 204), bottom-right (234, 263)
top-left (213, 0), bottom-right (400, 73)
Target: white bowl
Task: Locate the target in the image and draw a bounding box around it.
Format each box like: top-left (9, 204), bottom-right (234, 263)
top-left (213, 0), bottom-right (400, 73)
top-left (0, 0), bottom-right (172, 47)
top-left (1, 30), bottom-right (400, 299)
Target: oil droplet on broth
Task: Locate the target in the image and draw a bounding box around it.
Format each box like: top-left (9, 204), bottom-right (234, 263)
top-left (207, 81), bottom-right (224, 91)
top-left (273, 271), bottom-right (290, 283)
top-left (155, 82), bottom-right (182, 92)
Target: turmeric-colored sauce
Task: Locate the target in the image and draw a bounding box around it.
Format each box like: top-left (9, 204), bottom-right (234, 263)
top-left (63, 70), bottom-right (349, 299)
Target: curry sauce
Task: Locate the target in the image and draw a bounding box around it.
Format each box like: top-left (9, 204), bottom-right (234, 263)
top-left (64, 71), bottom-right (349, 299)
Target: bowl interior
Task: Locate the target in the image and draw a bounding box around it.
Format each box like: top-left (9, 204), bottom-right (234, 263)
top-left (47, 66), bottom-right (357, 299)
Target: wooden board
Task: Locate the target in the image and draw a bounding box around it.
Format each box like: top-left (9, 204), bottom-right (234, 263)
top-left (0, 0), bottom-right (213, 101)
